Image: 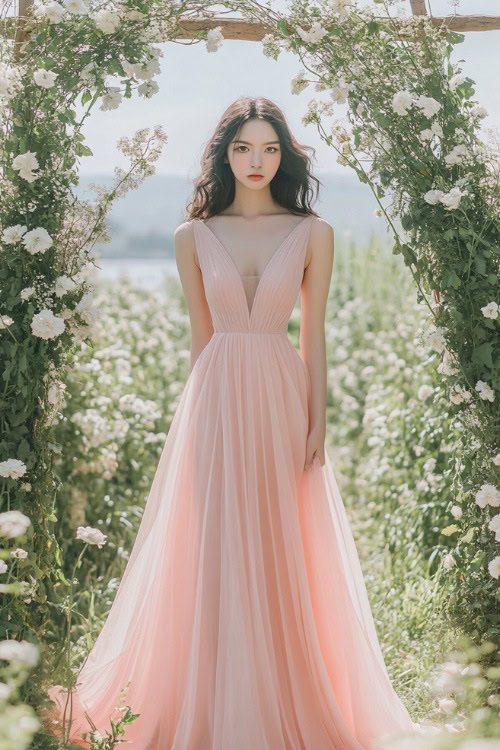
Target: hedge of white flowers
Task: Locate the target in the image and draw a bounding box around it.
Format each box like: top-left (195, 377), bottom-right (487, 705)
top-left (0, 0), bottom-right (499, 744)
top-left (225, 0), bottom-right (499, 662)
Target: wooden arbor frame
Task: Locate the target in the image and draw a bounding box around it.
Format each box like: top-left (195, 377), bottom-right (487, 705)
top-left (3, 0), bottom-right (500, 55)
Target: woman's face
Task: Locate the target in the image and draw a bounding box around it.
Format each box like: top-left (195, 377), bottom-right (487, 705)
top-left (225, 118), bottom-right (282, 189)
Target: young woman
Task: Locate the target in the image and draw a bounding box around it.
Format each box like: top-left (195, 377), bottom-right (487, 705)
top-left (47, 97), bottom-right (420, 749)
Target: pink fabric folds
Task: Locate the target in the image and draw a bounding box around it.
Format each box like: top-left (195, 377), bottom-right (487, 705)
top-left (47, 215), bottom-right (418, 749)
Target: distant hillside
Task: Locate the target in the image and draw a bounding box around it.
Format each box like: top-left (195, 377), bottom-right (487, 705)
top-left (75, 171), bottom-right (397, 258)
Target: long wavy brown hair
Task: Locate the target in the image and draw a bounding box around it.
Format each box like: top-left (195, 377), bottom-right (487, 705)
top-left (186, 96), bottom-right (322, 220)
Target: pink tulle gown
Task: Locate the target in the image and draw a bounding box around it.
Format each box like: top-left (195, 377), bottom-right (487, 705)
top-left (47, 214), bottom-right (419, 749)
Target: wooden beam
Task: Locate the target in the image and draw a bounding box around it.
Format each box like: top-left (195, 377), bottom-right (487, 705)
top-left (410, 0), bottom-right (427, 15)
top-left (2, 13), bottom-right (500, 43)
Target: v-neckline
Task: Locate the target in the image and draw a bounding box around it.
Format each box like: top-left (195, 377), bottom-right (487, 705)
top-left (198, 215), bottom-right (312, 324)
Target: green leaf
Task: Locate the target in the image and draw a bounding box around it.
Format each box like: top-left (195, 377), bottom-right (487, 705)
top-left (472, 341), bottom-right (493, 369)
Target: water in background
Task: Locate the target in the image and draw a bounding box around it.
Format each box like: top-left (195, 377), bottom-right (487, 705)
top-left (90, 257), bottom-right (178, 290)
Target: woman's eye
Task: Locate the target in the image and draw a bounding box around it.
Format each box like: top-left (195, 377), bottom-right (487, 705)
top-left (235, 146), bottom-right (278, 153)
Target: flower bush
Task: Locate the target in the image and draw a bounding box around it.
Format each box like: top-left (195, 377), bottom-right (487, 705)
top-left (0, 0), bottom-right (499, 742)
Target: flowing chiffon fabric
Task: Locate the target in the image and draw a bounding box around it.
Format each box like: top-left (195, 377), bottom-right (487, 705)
top-left (47, 215), bottom-right (419, 749)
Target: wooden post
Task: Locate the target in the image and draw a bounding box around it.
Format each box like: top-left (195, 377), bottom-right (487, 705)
top-left (14, 0), bottom-right (34, 61)
top-left (410, 0), bottom-right (427, 15)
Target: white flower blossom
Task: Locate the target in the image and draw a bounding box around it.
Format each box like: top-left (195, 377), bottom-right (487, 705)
top-left (440, 186), bottom-right (465, 211)
top-left (392, 90), bottom-right (414, 116)
top-left (91, 8), bottom-right (121, 34)
top-left (488, 556), bottom-right (500, 580)
top-left (417, 384), bottom-right (433, 401)
top-left (424, 188), bottom-right (444, 205)
top-left (63, 0), bottom-right (86, 14)
top-left (470, 105), bottom-right (488, 119)
top-left (12, 151), bottom-right (40, 183)
top-left (10, 548), bottom-right (28, 559)
top-left (414, 94), bottom-right (441, 118)
top-left (76, 525), bottom-right (108, 548)
top-left (0, 315), bottom-right (14, 329)
top-left (33, 68), bottom-right (58, 89)
top-left (1, 224), bottom-right (27, 244)
top-left (22, 227), bottom-right (53, 255)
top-left (0, 460), bottom-right (27, 481)
top-left (20, 287), bottom-right (35, 301)
top-left (296, 22), bottom-right (328, 44)
top-left (0, 561), bottom-right (7, 575)
top-left (37, 1), bottom-right (65, 24)
top-left (493, 453), bottom-right (500, 466)
top-left (0, 682), bottom-right (12, 701)
top-left (31, 309), bottom-right (65, 340)
top-left (480, 301), bottom-right (498, 320)
top-left (0, 639), bottom-right (39, 666)
top-left (206, 26), bottom-right (224, 53)
top-left (488, 514), bottom-right (500, 542)
top-left (99, 86), bottom-right (122, 111)
top-left (450, 505), bottom-right (462, 520)
top-left (475, 484), bottom-right (500, 509)
top-left (291, 70), bottom-right (308, 95)
top-left (54, 275), bottom-right (77, 297)
top-left (137, 80), bottom-right (159, 99)
top-left (427, 327), bottom-right (447, 352)
top-left (475, 380), bottom-right (495, 402)
top-left (438, 349), bottom-right (459, 376)
top-left (449, 73), bottom-right (465, 90)
top-left (444, 144), bottom-right (469, 166)
top-left (443, 553), bottom-right (455, 570)
top-left (449, 384), bottom-right (472, 405)
top-left (0, 509), bottom-right (31, 537)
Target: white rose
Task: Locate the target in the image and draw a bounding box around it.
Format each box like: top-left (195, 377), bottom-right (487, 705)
top-left (63, 0), bottom-right (86, 14)
top-left (392, 90), bottom-right (414, 116)
top-left (76, 525), bottom-right (108, 548)
top-left (439, 187), bottom-right (464, 210)
top-left (480, 301), bottom-right (498, 320)
top-left (92, 8), bottom-right (121, 34)
top-left (206, 26), bottom-right (224, 53)
top-left (424, 188), bottom-right (444, 205)
top-left (0, 561), bottom-right (7, 575)
top-left (33, 69), bottom-right (58, 89)
top-left (450, 505), bottom-right (463, 520)
top-left (475, 484), bottom-right (500, 509)
top-left (20, 287), bottom-right (35, 301)
top-left (414, 94), bottom-right (441, 118)
top-left (54, 275), bottom-right (77, 297)
top-left (22, 227), bottom-right (53, 255)
top-left (475, 380), bottom-right (495, 402)
top-left (1, 224), bottom-right (27, 244)
top-left (488, 514), bottom-right (500, 542)
top-left (31, 309), bottom-right (65, 340)
top-left (10, 548), bottom-right (28, 559)
top-left (0, 315), bottom-right (14, 329)
top-left (488, 556), bottom-right (500, 580)
top-left (0, 509), bottom-right (31, 537)
top-left (44, 1), bottom-right (65, 24)
top-left (0, 460), bottom-right (27, 480)
top-left (12, 151), bottom-right (40, 183)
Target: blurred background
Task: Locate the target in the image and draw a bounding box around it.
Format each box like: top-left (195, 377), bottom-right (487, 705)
top-left (68, 0), bottom-right (499, 287)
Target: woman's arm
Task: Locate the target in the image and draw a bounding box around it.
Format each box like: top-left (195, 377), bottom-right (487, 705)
top-left (299, 217), bottom-right (335, 470)
top-left (174, 222), bottom-right (214, 372)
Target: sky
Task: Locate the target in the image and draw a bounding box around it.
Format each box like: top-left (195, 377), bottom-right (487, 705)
top-left (71, 0), bottom-right (500, 179)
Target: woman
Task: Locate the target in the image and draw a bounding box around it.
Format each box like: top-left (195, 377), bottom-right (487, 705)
top-left (47, 96), bottom-right (420, 749)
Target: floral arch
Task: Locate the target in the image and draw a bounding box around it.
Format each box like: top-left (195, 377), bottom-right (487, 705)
top-left (0, 0), bottom-right (499, 744)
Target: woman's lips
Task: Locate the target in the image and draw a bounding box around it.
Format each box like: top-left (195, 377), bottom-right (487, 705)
top-left (248, 175), bottom-right (264, 180)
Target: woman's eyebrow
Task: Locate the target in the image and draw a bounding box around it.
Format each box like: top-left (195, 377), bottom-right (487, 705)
top-left (232, 140), bottom-right (280, 145)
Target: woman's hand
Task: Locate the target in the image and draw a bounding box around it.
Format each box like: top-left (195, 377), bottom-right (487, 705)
top-left (304, 423), bottom-right (326, 471)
